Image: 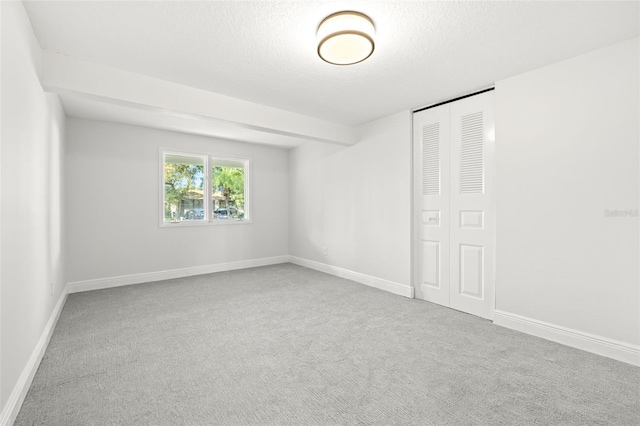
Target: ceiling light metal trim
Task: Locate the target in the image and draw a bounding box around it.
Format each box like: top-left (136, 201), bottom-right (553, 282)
top-left (317, 11), bottom-right (375, 66)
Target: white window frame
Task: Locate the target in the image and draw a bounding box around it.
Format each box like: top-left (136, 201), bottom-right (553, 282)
top-left (159, 148), bottom-right (251, 227)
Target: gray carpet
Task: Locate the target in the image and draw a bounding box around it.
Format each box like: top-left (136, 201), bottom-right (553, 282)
top-left (16, 263), bottom-right (640, 425)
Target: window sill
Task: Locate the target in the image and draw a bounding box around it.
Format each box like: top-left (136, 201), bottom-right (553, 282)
top-left (160, 219), bottom-right (252, 228)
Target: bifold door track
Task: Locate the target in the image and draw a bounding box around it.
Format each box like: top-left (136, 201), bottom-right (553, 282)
top-left (413, 87), bottom-right (495, 113)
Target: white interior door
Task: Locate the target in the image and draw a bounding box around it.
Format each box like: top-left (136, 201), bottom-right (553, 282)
top-left (448, 92), bottom-right (495, 319)
top-left (413, 90), bottom-right (495, 320)
top-left (413, 104), bottom-right (450, 306)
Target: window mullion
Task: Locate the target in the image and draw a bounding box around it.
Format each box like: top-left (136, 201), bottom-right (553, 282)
top-left (205, 155), bottom-right (211, 222)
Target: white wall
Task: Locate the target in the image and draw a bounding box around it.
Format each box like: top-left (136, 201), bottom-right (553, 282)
top-left (65, 119), bottom-right (289, 283)
top-left (289, 110), bottom-right (412, 290)
top-left (0, 0), bottom-right (67, 415)
top-left (495, 38), bottom-right (639, 347)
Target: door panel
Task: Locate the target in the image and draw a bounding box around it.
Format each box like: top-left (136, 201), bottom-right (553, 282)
top-left (413, 104), bottom-right (450, 306)
top-left (459, 244), bottom-right (483, 297)
top-left (421, 240), bottom-right (440, 288)
top-left (449, 91), bottom-right (495, 319)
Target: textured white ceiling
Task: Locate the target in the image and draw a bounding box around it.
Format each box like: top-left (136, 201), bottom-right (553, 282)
top-left (23, 0), bottom-right (640, 126)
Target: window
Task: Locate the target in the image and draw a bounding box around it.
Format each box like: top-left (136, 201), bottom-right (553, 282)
top-left (163, 153), bottom-right (206, 222)
top-left (211, 158), bottom-right (247, 221)
top-left (162, 150), bottom-right (249, 226)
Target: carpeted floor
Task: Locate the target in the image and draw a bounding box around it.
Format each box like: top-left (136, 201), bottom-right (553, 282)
top-left (16, 263), bottom-right (640, 425)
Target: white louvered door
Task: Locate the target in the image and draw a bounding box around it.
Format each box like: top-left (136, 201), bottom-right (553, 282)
top-left (448, 92), bottom-right (495, 319)
top-left (414, 90), bottom-right (495, 320)
top-left (414, 104), bottom-right (450, 306)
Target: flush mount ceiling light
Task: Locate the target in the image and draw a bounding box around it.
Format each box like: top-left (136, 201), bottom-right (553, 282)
top-left (317, 11), bottom-right (375, 65)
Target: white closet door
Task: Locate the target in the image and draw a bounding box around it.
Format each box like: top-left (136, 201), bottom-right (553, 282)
top-left (413, 104), bottom-right (450, 306)
top-left (413, 90), bottom-right (495, 320)
top-left (449, 91), bottom-right (495, 319)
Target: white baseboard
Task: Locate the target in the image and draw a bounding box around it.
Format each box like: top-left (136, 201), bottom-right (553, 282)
top-left (494, 310), bottom-right (640, 366)
top-left (289, 256), bottom-right (414, 298)
top-left (66, 256), bottom-right (290, 293)
top-left (0, 287), bottom-right (69, 426)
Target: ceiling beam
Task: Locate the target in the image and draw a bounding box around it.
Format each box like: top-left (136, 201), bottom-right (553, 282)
top-left (40, 50), bottom-right (356, 146)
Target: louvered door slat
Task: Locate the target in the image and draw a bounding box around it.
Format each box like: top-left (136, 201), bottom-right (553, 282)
top-left (422, 123), bottom-right (440, 195)
top-left (460, 112), bottom-right (484, 194)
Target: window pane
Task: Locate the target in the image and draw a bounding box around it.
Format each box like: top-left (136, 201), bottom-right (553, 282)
top-left (164, 154), bottom-right (205, 222)
top-left (211, 162), bottom-right (245, 220)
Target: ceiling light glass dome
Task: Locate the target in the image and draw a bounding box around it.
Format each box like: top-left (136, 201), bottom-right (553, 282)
top-left (317, 11), bottom-right (375, 65)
